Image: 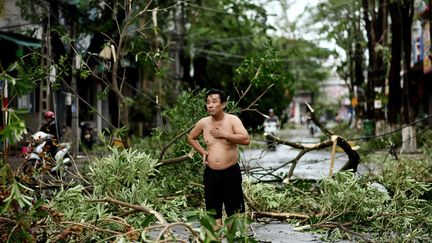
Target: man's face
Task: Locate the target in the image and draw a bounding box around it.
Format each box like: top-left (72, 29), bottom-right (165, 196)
top-left (206, 94), bottom-right (225, 116)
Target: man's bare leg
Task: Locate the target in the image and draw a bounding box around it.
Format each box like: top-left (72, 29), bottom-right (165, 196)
top-left (215, 218), bottom-right (224, 239)
top-left (215, 218), bottom-right (223, 229)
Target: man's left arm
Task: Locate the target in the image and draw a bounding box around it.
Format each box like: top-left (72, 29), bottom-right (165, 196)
top-left (209, 115), bottom-right (250, 145)
top-left (226, 116), bottom-right (250, 145)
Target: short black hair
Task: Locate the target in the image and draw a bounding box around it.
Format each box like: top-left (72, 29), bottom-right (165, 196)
top-left (206, 89), bottom-right (227, 103)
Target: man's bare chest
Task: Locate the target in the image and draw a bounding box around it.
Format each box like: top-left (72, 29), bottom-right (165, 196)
top-left (203, 121), bottom-right (233, 145)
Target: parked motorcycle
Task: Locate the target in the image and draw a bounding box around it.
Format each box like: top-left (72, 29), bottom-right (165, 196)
top-left (19, 131), bottom-right (72, 183)
top-left (263, 120), bottom-right (278, 151)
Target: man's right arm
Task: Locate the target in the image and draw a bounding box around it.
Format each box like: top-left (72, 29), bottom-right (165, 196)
top-left (187, 119), bottom-right (207, 157)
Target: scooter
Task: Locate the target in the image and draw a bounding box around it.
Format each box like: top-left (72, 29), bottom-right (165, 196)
top-left (263, 120), bottom-right (278, 151)
top-left (20, 131), bottom-right (71, 181)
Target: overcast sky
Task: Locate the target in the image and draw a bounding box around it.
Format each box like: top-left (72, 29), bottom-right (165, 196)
top-left (260, 0), bottom-right (342, 67)
top-left (262, 0), bottom-right (340, 55)
top-left (261, 1), bottom-right (318, 39)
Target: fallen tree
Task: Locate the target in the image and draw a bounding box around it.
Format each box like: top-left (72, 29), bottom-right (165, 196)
top-left (264, 102), bottom-right (360, 181)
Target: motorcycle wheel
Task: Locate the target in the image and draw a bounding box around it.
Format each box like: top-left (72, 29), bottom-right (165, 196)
top-left (19, 159), bottom-right (40, 175)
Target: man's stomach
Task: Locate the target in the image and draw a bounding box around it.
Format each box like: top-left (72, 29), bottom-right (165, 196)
top-left (206, 145), bottom-right (238, 170)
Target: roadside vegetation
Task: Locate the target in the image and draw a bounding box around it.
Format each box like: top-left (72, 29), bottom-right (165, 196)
top-left (1, 0), bottom-right (431, 242)
top-left (2, 89), bottom-right (431, 242)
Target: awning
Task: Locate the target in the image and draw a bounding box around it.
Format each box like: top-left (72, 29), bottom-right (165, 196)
top-left (0, 31), bottom-right (41, 48)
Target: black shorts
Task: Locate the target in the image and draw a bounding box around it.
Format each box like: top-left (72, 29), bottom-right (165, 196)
top-left (204, 163), bottom-right (245, 219)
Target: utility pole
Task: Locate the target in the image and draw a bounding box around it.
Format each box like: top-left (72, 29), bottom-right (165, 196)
top-left (1, 79), bottom-right (9, 162)
top-left (429, 0), bottom-right (432, 59)
top-left (70, 17), bottom-right (79, 155)
top-left (428, 0), bottom-right (432, 126)
top-left (173, 0), bottom-right (184, 94)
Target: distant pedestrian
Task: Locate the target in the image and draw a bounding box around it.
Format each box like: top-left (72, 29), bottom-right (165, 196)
top-left (264, 108), bottom-right (279, 127)
top-left (263, 108), bottom-right (279, 150)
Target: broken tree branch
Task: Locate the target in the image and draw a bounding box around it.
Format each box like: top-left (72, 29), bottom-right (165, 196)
top-left (263, 102), bottom-right (360, 180)
top-left (253, 211), bottom-right (310, 220)
top-left (244, 192), bottom-right (310, 220)
top-left (158, 124), bottom-right (194, 162)
top-left (305, 102), bottom-right (360, 171)
top-left (158, 150), bottom-right (195, 166)
top-left (87, 197), bottom-right (167, 224)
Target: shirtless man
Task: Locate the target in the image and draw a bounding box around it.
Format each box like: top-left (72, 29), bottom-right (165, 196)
top-left (187, 89), bottom-right (250, 226)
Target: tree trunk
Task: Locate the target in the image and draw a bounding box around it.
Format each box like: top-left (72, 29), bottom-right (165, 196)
top-left (401, 126), bottom-right (417, 153)
top-left (362, 0), bottom-right (388, 121)
top-left (353, 40), bottom-right (365, 122)
top-left (362, 0), bottom-right (376, 120)
top-left (400, 0), bottom-right (416, 153)
top-left (388, 2), bottom-right (402, 124)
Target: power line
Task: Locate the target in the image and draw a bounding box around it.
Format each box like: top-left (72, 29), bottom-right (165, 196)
top-left (187, 35), bottom-right (258, 46)
top-left (349, 114), bottom-right (432, 141)
top-left (186, 2), bottom-right (248, 16)
top-left (195, 47), bottom-right (303, 63)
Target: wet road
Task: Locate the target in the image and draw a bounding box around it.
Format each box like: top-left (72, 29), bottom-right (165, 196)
top-left (240, 124), bottom-right (355, 181)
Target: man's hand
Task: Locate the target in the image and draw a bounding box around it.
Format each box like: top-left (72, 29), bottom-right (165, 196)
top-left (209, 127), bottom-right (226, 139)
top-left (202, 151), bottom-right (209, 165)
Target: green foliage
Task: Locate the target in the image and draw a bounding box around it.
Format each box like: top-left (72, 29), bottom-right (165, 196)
top-left (243, 179), bottom-right (289, 211)
top-left (133, 90), bottom-right (208, 198)
top-left (90, 147), bottom-right (158, 195)
top-left (307, 0), bottom-right (364, 57)
top-left (307, 0), bottom-right (365, 110)
top-left (47, 147), bottom-right (189, 240)
top-left (318, 172), bottom-right (388, 223)
top-left (231, 38), bottom-right (330, 129)
top-left (1, 179), bottom-right (34, 212)
top-left (235, 46), bottom-right (289, 88)
top-left (49, 184), bottom-right (88, 220)
top-left (245, 172), bottom-right (389, 222)
top-left (368, 154), bottom-right (432, 241)
top-left (272, 37), bottom-right (331, 93)
top-left (0, 60), bottom-right (36, 146)
top-left (3, 60), bottom-right (38, 96)
top-left (2, 198), bottom-right (49, 242)
top-left (51, 148), bottom-right (163, 224)
top-left (245, 153), bottom-right (432, 242)
top-left (223, 213), bottom-right (256, 243)
top-left (0, 109), bottom-right (28, 144)
top-left (46, 145), bottom-right (256, 241)
top-left (0, 165), bottom-right (49, 242)
top-left (417, 125), bottom-right (432, 149)
top-left (189, 210), bottom-right (255, 243)
top-left (136, 90), bottom-right (207, 157)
